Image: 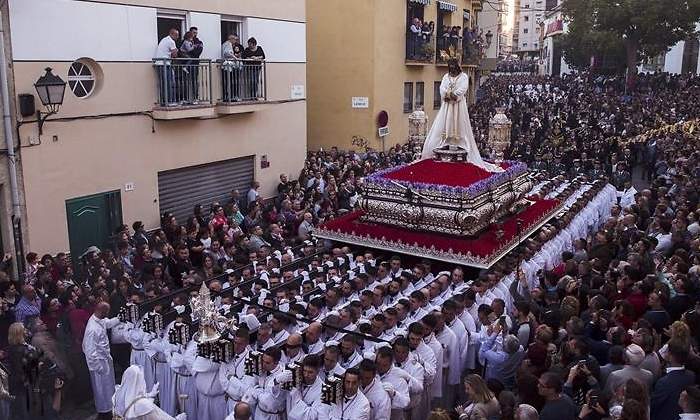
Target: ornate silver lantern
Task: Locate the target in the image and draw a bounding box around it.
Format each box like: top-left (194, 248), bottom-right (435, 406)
top-left (189, 282), bottom-right (236, 343)
top-left (488, 107), bottom-right (512, 162)
top-left (408, 107), bottom-right (428, 152)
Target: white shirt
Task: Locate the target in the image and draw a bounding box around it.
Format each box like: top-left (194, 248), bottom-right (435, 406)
top-left (156, 36), bottom-right (177, 59)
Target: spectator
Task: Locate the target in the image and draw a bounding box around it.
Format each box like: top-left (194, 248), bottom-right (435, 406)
top-left (537, 372), bottom-right (577, 420)
top-left (603, 343), bottom-right (653, 397)
top-left (457, 374), bottom-right (500, 420)
top-left (651, 339), bottom-right (696, 420)
top-left (242, 37), bottom-right (265, 99)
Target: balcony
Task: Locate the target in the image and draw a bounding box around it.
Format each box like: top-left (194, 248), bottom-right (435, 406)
top-left (151, 58), bottom-right (272, 119)
top-left (462, 40), bottom-right (482, 67)
top-left (406, 33), bottom-right (435, 64)
top-left (216, 60), bottom-right (270, 115)
top-left (436, 36), bottom-right (461, 64)
top-left (152, 58), bottom-right (215, 119)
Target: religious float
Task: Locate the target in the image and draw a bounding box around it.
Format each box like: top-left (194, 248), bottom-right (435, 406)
top-left (314, 62), bottom-right (564, 268)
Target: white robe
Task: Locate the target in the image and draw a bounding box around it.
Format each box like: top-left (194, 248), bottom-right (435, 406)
top-left (424, 334), bottom-right (444, 399)
top-left (287, 377), bottom-right (323, 420)
top-left (320, 391), bottom-right (371, 420)
top-left (192, 356), bottom-right (227, 420)
top-left (361, 377), bottom-right (392, 420)
top-left (243, 364), bottom-right (289, 420)
top-left (168, 340), bottom-right (198, 420)
top-left (127, 324), bottom-right (156, 391)
top-left (379, 366), bottom-right (411, 420)
top-left (147, 332), bottom-right (175, 416)
top-left (420, 72), bottom-right (502, 173)
top-left (218, 347), bottom-right (255, 413)
top-left (82, 314), bottom-right (120, 413)
top-left (413, 341), bottom-right (437, 418)
top-left (435, 326), bottom-right (461, 386)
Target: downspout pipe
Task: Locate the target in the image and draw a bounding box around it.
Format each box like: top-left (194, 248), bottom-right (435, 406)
top-left (0, 13), bottom-right (24, 274)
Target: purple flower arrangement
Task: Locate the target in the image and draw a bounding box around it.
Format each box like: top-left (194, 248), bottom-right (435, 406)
top-left (365, 161), bottom-right (528, 198)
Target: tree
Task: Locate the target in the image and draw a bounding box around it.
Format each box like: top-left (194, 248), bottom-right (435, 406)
top-left (562, 0), bottom-right (700, 86)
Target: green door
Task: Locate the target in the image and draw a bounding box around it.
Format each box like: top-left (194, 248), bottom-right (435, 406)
top-left (66, 190), bottom-right (123, 260)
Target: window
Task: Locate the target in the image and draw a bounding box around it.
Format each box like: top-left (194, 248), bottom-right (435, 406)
top-left (415, 82), bottom-right (424, 109)
top-left (524, 28), bottom-right (528, 33)
top-left (434, 81), bottom-right (441, 109)
top-left (403, 82), bottom-right (414, 113)
top-left (68, 60), bottom-right (97, 98)
top-left (534, 43), bottom-right (538, 48)
top-left (157, 11), bottom-right (186, 42)
top-left (221, 18), bottom-right (243, 44)
top-left (524, 16), bottom-right (529, 22)
top-left (523, 42), bottom-right (528, 47)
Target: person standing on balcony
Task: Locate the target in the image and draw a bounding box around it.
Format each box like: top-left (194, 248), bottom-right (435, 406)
top-left (242, 37), bottom-right (266, 100)
top-left (179, 31), bottom-right (196, 104)
top-left (188, 27), bottom-right (204, 101)
top-left (408, 18), bottom-right (423, 60)
top-left (155, 29), bottom-right (179, 106)
top-left (222, 34), bottom-right (244, 101)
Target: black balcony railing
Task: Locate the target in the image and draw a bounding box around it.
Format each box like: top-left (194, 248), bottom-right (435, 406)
top-left (218, 60), bottom-right (267, 102)
top-left (406, 34), bottom-right (434, 63)
top-left (436, 36), bottom-right (461, 63)
top-left (152, 58), bottom-right (213, 107)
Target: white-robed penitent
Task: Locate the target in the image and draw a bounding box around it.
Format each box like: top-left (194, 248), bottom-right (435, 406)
top-left (243, 363), bottom-right (289, 420)
top-left (113, 365), bottom-right (185, 420)
top-left (413, 340), bottom-right (437, 419)
top-left (420, 71), bottom-right (503, 173)
top-left (286, 376), bottom-right (323, 420)
top-left (192, 356), bottom-right (227, 420)
top-left (126, 323), bottom-right (156, 391)
top-left (319, 391), bottom-right (371, 420)
top-left (147, 328), bottom-right (175, 416)
top-left (82, 314), bottom-right (120, 413)
top-left (361, 376), bottom-right (392, 420)
top-left (167, 339), bottom-right (198, 420)
top-left (218, 347), bottom-right (255, 414)
top-left (379, 365), bottom-right (411, 420)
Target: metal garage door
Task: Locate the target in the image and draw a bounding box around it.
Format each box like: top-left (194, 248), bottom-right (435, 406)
top-left (157, 156), bottom-right (254, 224)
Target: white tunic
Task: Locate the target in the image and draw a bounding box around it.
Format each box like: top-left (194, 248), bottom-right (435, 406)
top-left (126, 324), bottom-right (156, 391)
top-left (379, 365), bottom-right (411, 420)
top-left (424, 334), bottom-right (444, 398)
top-left (435, 325), bottom-right (462, 386)
top-left (287, 377), bottom-right (323, 420)
top-left (218, 347), bottom-right (255, 413)
top-left (244, 364), bottom-right (289, 420)
top-left (361, 377), bottom-right (392, 420)
top-left (321, 391), bottom-right (371, 420)
top-left (192, 356), bottom-right (227, 420)
top-left (167, 340), bottom-right (198, 420)
top-left (82, 314), bottom-right (120, 413)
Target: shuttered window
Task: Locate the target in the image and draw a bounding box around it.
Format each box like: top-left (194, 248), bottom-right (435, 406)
top-left (157, 156), bottom-right (255, 224)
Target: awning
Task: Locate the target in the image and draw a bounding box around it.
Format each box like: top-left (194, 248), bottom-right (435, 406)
top-left (409, 0), bottom-right (431, 5)
top-left (438, 1), bottom-right (458, 12)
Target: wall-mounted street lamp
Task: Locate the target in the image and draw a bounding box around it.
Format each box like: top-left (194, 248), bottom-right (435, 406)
top-left (33, 67), bottom-right (66, 135)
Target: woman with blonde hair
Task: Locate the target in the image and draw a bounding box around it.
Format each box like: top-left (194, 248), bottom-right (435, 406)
top-left (456, 374), bottom-right (501, 420)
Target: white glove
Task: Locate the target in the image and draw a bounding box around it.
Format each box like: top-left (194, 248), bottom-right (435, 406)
top-left (279, 369), bottom-right (294, 384)
top-left (382, 382), bottom-right (396, 398)
top-left (396, 368), bottom-right (411, 381)
top-left (147, 382), bottom-right (160, 398)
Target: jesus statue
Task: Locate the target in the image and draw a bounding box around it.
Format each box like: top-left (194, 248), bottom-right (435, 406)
top-left (420, 58), bottom-right (503, 173)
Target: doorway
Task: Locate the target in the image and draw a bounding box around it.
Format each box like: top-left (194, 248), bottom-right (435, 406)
top-left (66, 190), bottom-right (123, 261)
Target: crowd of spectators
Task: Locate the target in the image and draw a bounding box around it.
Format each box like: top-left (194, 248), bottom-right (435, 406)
top-left (494, 60), bottom-right (539, 74)
top-left (0, 70), bottom-right (699, 419)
